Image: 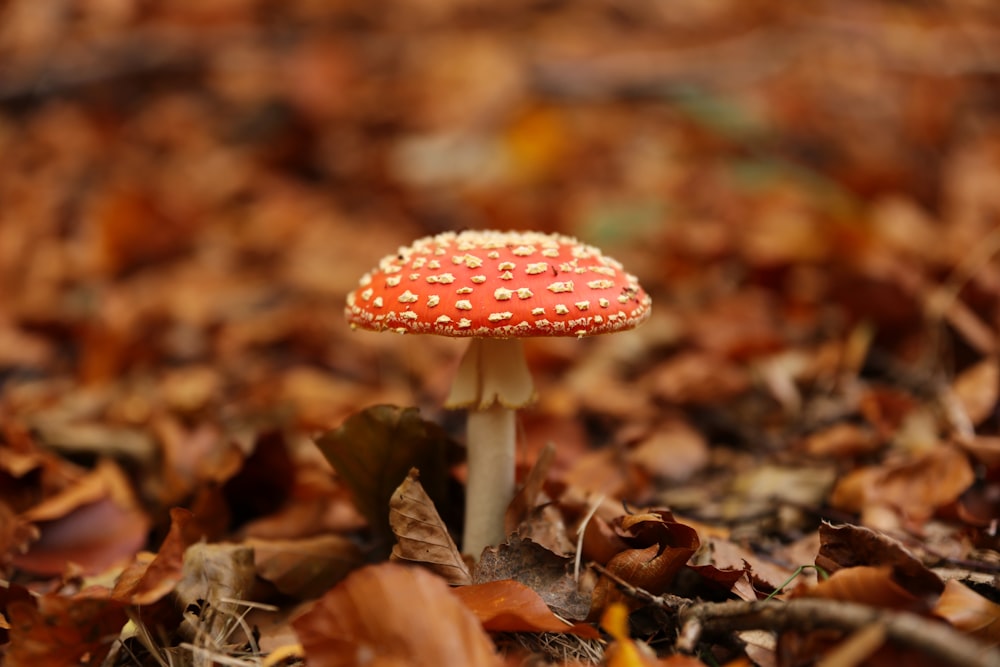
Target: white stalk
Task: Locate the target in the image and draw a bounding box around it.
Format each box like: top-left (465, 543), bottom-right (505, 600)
top-left (462, 403), bottom-right (516, 557)
top-left (446, 337), bottom-right (535, 557)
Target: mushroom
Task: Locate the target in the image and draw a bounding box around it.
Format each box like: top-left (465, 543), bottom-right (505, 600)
top-left (345, 230), bottom-right (651, 557)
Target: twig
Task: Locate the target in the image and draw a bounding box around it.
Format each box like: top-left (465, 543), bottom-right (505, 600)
top-left (677, 598), bottom-right (1000, 667)
top-left (589, 563), bottom-right (1000, 667)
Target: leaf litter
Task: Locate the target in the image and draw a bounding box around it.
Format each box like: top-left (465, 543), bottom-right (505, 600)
top-left (3, 0), bottom-right (1000, 665)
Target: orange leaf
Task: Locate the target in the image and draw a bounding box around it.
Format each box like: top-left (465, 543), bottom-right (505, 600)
top-left (112, 507), bottom-right (203, 605)
top-left (293, 562), bottom-right (502, 667)
top-left (247, 533), bottom-right (365, 598)
top-left (830, 446), bottom-right (974, 520)
top-left (934, 579), bottom-right (1000, 644)
top-left (590, 543), bottom-right (697, 619)
top-left (452, 579), bottom-right (599, 638)
top-left (951, 356), bottom-right (999, 427)
top-left (801, 566), bottom-right (922, 611)
top-left (13, 460), bottom-right (150, 576)
top-left (5, 590), bottom-right (126, 667)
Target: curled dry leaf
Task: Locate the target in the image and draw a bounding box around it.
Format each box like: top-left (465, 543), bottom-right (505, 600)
top-left (112, 507), bottom-right (204, 605)
top-left (950, 356), bottom-right (999, 427)
top-left (798, 565), bottom-right (923, 612)
top-left (475, 535), bottom-right (592, 621)
top-left (389, 468), bottom-right (471, 585)
top-left (452, 578), bottom-right (599, 638)
top-left (628, 419), bottom-right (709, 483)
top-left (13, 459), bottom-right (150, 576)
top-left (961, 434), bottom-right (1000, 470)
top-left (816, 522), bottom-right (943, 604)
top-left (313, 405), bottom-right (458, 553)
top-left (590, 541), bottom-right (697, 619)
top-left (800, 422), bottom-right (881, 458)
top-left (293, 562), bottom-right (503, 667)
top-left (934, 579), bottom-right (1000, 644)
top-left (829, 446), bottom-right (975, 521)
top-left (582, 513), bottom-right (632, 566)
top-left (4, 588), bottom-right (127, 667)
top-left (248, 533), bottom-right (365, 599)
top-left (585, 510), bottom-right (701, 614)
top-left (0, 501), bottom-right (37, 568)
top-left (504, 441), bottom-right (555, 536)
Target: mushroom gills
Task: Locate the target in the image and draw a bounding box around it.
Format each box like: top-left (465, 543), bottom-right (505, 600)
top-left (445, 337), bottom-right (536, 410)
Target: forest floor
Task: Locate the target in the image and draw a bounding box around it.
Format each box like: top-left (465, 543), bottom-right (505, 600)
top-left (2, 1), bottom-right (1000, 665)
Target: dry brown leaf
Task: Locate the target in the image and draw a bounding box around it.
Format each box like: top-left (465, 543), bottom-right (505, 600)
top-left (475, 536), bottom-right (592, 620)
top-left (830, 446), bottom-right (975, 521)
top-left (933, 579), bottom-right (1000, 644)
top-left (249, 533), bottom-right (365, 599)
top-left (696, 535), bottom-right (799, 596)
top-left (629, 419), bottom-right (709, 482)
top-left (12, 459), bottom-right (150, 575)
top-left (801, 422), bottom-right (881, 458)
top-left (647, 351), bottom-right (751, 405)
top-left (388, 468), bottom-right (470, 585)
top-left (799, 566), bottom-right (922, 612)
top-left (563, 446), bottom-right (642, 499)
top-left (816, 523), bottom-right (944, 604)
top-left (0, 501), bottom-right (37, 568)
top-left (961, 435), bottom-right (1000, 469)
top-left (292, 562), bottom-right (502, 667)
top-left (112, 507), bottom-right (204, 605)
top-left (590, 541), bottom-right (697, 619)
top-left (5, 588), bottom-right (127, 667)
top-left (950, 357), bottom-right (999, 427)
top-left (452, 578), bottom-right (599, 638)
top-left (582, 513), bottom-right (633, 566)
top-left (505, 441), bottom-right (555, 536)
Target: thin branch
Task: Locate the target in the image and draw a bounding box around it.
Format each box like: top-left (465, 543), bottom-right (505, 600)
top-left (590, 563), bottom-right (1000, 667)
top-left (678, 598), bottom-right (1000, 667)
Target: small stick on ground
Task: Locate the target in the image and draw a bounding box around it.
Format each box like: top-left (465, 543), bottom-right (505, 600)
top-left (589, 563), bottom-right (1000, 667)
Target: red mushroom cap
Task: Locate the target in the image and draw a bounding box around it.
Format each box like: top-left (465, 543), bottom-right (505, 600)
top-left (345, 230), bottom-right (651, 338)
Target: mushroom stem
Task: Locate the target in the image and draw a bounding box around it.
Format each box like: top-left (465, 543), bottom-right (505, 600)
top-left (462, 403), bottom-right (516, 557)
top-left (446, 337), bottom-right (535, 557)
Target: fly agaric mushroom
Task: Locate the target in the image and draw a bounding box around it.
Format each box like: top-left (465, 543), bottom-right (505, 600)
top-left (346, 230), bottom-right (651, 557)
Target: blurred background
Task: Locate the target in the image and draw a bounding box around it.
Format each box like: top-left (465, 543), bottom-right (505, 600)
top-left (2, 0), bottom-right (1000, 490)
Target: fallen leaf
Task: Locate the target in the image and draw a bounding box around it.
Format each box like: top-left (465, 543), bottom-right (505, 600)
top-left (389, 468), bottom-right (470, 585)
top-left (960, 435), bottom-right (1000, 469)
top-left (13, 459), bottom-right (150, 576)
top-left (112, 507), bottom-right (204, 605)
top-left (475, 535), bottom-right (592, 620)
top-left (799, 565), bottom-right (923, 612)
top-left (647, 351), bottom-right (751, 405)
top-left (934, 578), bottom-right (1000, 644)
top-left (249, 533), bottom-right (365, 599)
top-left (950, 356), bottom-right (999, 427)
top-left (293, 562), bottom-right (503, 667)
top-left (628, 419), bottom-right (709, 482)
top-left (0, 501), bottom-right (37, 568)
top-left (313, 405), bottom-right (458, 554)
top-left (223, 429), bottom-right (296, 528)
top-left (505, 441), bottom-right (555, 536)
top-left (5, 588), bottom-right (127, 667)
top-left (452, 578), bottom-right (599, 638)
top-left (815, 522), bottom-right (943, 604)
top-left (800, 422), bottom-right (881, 458)
top-left (590, 541), bottom-right (697, 619)
top-left (830, 446), bottom-right (975, 521)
